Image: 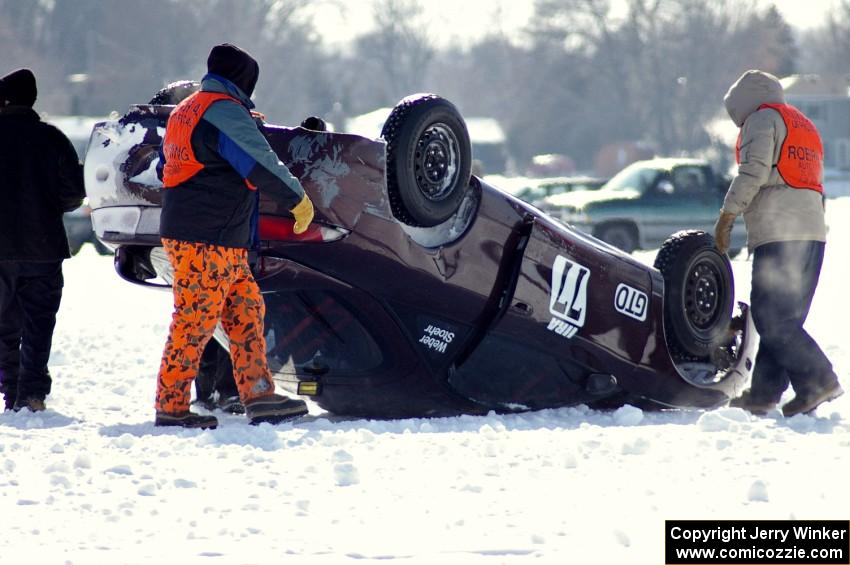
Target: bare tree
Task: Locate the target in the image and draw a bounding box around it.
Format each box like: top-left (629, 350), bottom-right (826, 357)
top-left (343, 0), bottom-right (435, 113)
top-left (494, 0), bottom-right (784, 166)
top-left (1, 0), bottom-right (805, 171)
top-left (0, 1), bottom-right (67, 111)
top-left (798, 1), bottom-right (850, 75)
top-left (177, 0), bottom-right (334, 124)
top-left (31, 0), bottom-right (197, 115)
top-left (5, 0), bottom-right (330, 122)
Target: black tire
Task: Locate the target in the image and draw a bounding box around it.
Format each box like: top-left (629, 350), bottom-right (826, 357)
top-left (596, 223), bottom-right (638, 253)
top-left (148, 80), bottom-right (200, 105)
top-left (653, 230), bottom-right (734, 359)
top-left (381, 94), bottom-right (472, 226)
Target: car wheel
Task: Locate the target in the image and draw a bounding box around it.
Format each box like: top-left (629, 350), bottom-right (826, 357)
top-left (653, 230), bottom-right (734, 359)
top-left (596, 223), bottom-right (638, 253)
top-left (148, 80), bottom-right (200, 105)
top-left (381, 94), bottom-right (472, 226)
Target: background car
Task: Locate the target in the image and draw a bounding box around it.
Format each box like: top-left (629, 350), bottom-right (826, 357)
top-left (63, 200), bottom-right (112, 256)
top-left (81, 91), bottom-right (754, 418)
top-left (540, 158), bottom-right (746, 254)
top-left (513, 175), bottom-right (607, 207)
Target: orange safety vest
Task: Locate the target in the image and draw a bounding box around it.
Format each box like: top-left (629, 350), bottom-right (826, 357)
top-left (735, 103), bottom-right (823, 193)
top-left (161, 91), bottom-right (237, 188)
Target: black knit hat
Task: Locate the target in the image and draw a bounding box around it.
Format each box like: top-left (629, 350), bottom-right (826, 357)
top-left (0, 68), bottom-right (37, 107)
top-left (206, 44), bottom-right (259, 98)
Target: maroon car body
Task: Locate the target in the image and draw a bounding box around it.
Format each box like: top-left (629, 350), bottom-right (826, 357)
top-left (83, 98), bottom-right (755, 418)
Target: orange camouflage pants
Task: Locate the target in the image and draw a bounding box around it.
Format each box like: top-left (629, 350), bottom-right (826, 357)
top-left (156, 238), bottom-right (274, 413)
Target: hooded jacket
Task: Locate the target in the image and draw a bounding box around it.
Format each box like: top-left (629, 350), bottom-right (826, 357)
top-left (722, 70), bottom-right (826, 250)
top-left (159, 47), bottom-right (304, 249)
top-left (0, 104), bottom-right (85, 261)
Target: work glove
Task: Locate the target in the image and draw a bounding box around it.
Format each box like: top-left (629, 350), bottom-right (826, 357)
top-left (291, 193), bottom-right (314, 234)
top-left (713, 211), bottom-right (736, 254)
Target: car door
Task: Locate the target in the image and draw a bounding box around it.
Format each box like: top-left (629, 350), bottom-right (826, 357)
top-left (448, 214), bottom-right (655, 409)
top-left (639, 166), bottom-right (719, 247)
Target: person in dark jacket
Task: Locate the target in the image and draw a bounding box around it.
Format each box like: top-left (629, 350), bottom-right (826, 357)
top-left (0, 68), bottom-right (85, 412)
top-left (155, 44), bottom-right (314, 429)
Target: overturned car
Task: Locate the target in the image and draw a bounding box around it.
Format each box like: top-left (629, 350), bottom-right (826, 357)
top-left (82, 88), bottom-right (755, 418)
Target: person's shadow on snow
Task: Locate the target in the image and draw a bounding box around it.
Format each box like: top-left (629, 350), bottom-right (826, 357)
top-left (0, 408), bottom-right (77, 429)
top-left (99, 420), bottom-right (290, 451)
top-left (99, 422), bottom-right (217, 438)
top-left (94, 405), bottom-right (848, 439)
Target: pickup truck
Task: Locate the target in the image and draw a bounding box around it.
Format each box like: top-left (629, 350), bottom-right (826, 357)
top-left (541, 158), bottom-right (746, 254)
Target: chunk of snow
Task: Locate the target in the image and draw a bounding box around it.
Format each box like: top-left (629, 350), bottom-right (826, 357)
top-left (137, 483), bottom-right (157, 496)
top-left (74, 454), bottom-right (91, 469)
top-left (748, 480), bottom-right (769, 502)
top-left (697, 410), bottom-right (745, 432)
top-left (613, 405), bottom-right (644, 426)
top-left (333, 463), bottom-right (360, 487)
top-left (105, 465), bottom-right (133, 475)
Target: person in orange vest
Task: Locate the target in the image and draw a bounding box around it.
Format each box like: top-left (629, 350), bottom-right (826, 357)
top-left (715, 69), bottom-right (843, 417)
top-left (155, 43), bottom-right (314, 429)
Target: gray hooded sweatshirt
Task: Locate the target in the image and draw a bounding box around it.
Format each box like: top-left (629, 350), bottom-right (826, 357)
top-left (722, 70), bottom-right (826, 250)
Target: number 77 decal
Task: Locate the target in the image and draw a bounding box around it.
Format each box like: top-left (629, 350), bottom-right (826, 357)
top-left (549, 255), bottom-right (590, 328)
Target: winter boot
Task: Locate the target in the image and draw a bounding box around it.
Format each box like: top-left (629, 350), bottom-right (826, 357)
top-left (154, 410), bottom-right (218, 429)
top-left (244, 393), bottom-right (307, 425)
top-left (728, 389), bottom-right (776, 416)
top-left (190, 396), bottom-right (218, 412)
top-left (218, 395), bottom-right (245, 415)
top-left (782, 381), bottom-right (844, 417)
top-left (13, 397), bottom-right (46, 413)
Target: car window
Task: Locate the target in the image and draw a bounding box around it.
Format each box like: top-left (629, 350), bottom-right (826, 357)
top-left (603, 164), bottom-right (660, 194)
top-left (671, 166), bottom-right (709, 197)
top-left (540, 180), bottom-right (592, 195)
top-left (263, 290), bottom-right (384, 377)
top-left (538, 182), bottom-right (566, 196)
top-left (517, 185), bottom-right (546, 201)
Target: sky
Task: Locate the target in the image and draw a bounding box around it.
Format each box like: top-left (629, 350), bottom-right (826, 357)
top-left (311, 0), bottom-right (840, 47)
top-left (757, 0), bottom-right (837, 28)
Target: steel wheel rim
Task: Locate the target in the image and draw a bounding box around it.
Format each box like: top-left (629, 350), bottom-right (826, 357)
top-left (414, 123), bottom-right (459, 201)
top-left (684, 258), bottom-right (722, 331)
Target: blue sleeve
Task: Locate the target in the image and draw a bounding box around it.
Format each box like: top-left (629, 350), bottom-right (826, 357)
top-left (203, 100), bottom-right (304, 203)
top-left (217, 131), bottom-right (256, 178)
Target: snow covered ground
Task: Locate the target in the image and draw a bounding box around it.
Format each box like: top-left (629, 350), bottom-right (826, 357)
top-left (2, 201), bottom-right (850, 565)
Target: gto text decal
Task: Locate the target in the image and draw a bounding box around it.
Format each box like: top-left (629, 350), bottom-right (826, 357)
top-left (614, 283), bottom-right (648, 322)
